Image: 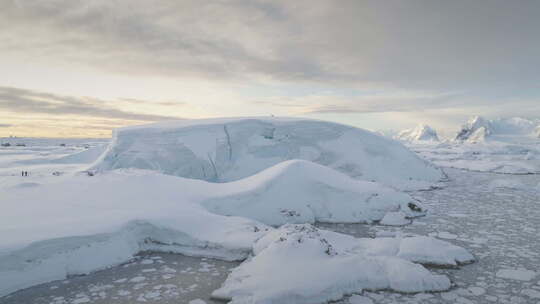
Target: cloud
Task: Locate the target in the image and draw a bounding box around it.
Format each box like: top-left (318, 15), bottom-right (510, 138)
top-left (2, 0), bottom-right (540, 91)
top-left (1, 0), bottom-right (540, 136)
top-left (254, 91), bottom-right (465, 114)
top-left (0, 86), bottom-right (182, 121)
top-left (119, 98), bottom-right (186, 107)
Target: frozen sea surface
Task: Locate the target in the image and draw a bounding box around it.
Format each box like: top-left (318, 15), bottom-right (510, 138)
top-left (0, 253), bottom-right (238, 304)
top-left (331, 168), bottom-right (540, 304)
top-left (2, 168), bottom-right (539, 304)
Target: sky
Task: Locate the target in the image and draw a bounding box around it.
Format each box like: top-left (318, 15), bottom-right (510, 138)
top-left (1, 0), bottom-right (539, 138)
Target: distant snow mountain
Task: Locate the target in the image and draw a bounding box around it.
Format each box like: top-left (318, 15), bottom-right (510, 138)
top-left (455, 116), bottom-right (491, 142)
top-left (455, 116), bottom-right (540, 142)
top-left (396, 124), bottom-right (439, 142)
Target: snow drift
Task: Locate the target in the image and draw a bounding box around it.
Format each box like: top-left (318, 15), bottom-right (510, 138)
top-left (202, 160), bottom-right (425, 226)
top-left (396, 124), bottom-right (439, 142)
top-left (91, 117), bottom-right (443, 190)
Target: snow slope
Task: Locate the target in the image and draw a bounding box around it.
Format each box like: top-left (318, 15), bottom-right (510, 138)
top-left (202, 160), bottom-right (425, 226)
top-left (91, 117), bottom-right (443, 190)
top-left (396, 124), bottom-right (439, 142)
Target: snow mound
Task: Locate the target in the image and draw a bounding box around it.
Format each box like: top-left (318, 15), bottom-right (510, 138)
top-left (397, 124), bottom-right (439, 142)
top-left (202, 160), bottom-right (425, 226)
top-left (92, 117), bottom-right (443, 190)
top-left (213, 224), bottom-right (473, 304)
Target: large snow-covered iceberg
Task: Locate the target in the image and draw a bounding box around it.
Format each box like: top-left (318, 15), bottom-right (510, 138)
top-left (396, 124), bottom-right (439, 142)
top-left (91, 118), bottom-right (443, 190)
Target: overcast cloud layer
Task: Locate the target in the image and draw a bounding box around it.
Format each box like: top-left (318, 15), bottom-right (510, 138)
top-left (0, 86), bottom-right (180, 121)
top-left (1, 0), bottom-right (539, 136)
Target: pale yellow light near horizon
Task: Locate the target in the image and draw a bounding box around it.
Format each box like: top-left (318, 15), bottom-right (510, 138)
top-left (0, 57), bottom-right (273, 138)
top-left (0, 52), bottom-right (472, 139)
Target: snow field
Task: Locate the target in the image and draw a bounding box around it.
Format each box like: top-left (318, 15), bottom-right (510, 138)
top-left (0, 119), bottom-right (478, 303)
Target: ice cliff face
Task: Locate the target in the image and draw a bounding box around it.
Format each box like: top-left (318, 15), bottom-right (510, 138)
top-left (397, 124), bottom-right (439, 142)
top-left (92, 117), bottom-right (443, 190)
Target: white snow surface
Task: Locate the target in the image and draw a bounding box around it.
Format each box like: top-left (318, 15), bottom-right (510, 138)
top-left (0, 160), bottom-right (428, 298)
top-left (91, 117), bottom-right (443, 190)
top-left (0, 170), bottom-right (269, 297)
top-left (202, 160), bottom-right (425, 226)
top-left (212, 224), bottom-right (473, 304)
top-left (396, 124), bottom-right (439, 142)
top-left (0, 130), bottom-right (477, 303)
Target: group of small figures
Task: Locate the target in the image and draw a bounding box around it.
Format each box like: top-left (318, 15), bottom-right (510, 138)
top-left (21, 171), bottom-right (29, 177)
